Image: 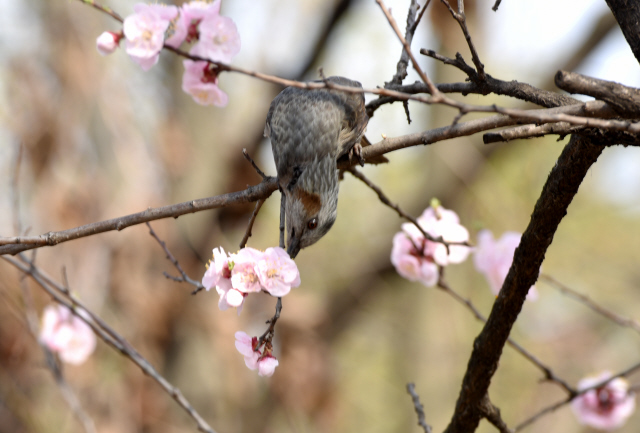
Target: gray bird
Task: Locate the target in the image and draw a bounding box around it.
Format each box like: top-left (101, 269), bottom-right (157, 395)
top-left (264, 76), bottom-right (368, 258)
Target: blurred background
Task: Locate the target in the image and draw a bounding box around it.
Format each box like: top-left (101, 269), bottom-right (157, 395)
top-left (1, 0), bottom-right (640, 432)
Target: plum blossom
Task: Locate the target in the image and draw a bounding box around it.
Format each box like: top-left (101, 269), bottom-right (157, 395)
top-left (39, 304), bottom-right (96, 365)
top-left (391, 232), bottom-right (439, 287)
top-left (166, 0), bottom-right (221, 48)
top-left (182, 60), bottom-right (228, 106)
top-left (231, 247), bottom-right (265, 293)
top-left (235, 331), bottom-right (260, 369)
top-left (571, 371), bottom-right (636, 430)
top-left (473, 230), bottom-right (538, 301)
top-left (203, 246), bottom-right (301, 314)
top-left (96, 31), bottom-right (122, 56)
top-left (234, 331), bottom-right (279, 377)
top-left (123, 3), bottom-right (178, 70)
top-left (391, 201), bottom-right (470, 287)
top-left (190, 13), bottom-right (240, 63)
top-left (256, 247), bottom-right (301, 297)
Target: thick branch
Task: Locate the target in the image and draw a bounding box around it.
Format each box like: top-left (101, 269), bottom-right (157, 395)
top-left (444, 135), bottom-right (605, 433)
top-left (605, 0), bottom-right (640, 65)
top-left (555, 70), bottom-right (640, 117)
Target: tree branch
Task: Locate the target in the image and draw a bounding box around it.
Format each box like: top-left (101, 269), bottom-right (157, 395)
top-left (444, 134), bottom-right (606, 433)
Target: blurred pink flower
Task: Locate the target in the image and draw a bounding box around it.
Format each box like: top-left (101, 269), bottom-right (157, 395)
top-left (190, 14), bottom-right (240, 63)
top-left (182, 60), bottom-right (228, 106)
top-left (230, 247), bottom-right (264, 293)
top-left (202, 246), bottom-right (232, 292)
top-left (391, 203), bottom-right (470, 287)
top-left (571, 371), bottom-right (636, 430)
top-left (123, 3), bottom-right (178, 70)
top-left (166, 0), bottom-right (221, 48)
top-left (256, 247), bottom-right (301, 297)
top-left (391, 232), bottom-right (438, 287)
top-left (257, 355), bottom-right (279, 377)
top-left (235, 331), bottom-right (260, 369)
top-left (39, 304), bottom-right (96, 365)
top-left (234, 331), bottom-right (279, 377)
top-left (96, 31), bottom-right (121, 56)
top-left (473, 230), bottom-right (538, 301)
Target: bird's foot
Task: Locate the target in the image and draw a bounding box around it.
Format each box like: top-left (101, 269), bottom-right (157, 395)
top-left (349, 143), bottom-right (365, 167)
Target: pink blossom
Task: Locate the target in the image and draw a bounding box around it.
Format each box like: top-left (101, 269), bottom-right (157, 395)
top-left (166, 0), bottom-right (221, 48)
top-left (230, 247), bottom-right (264, 293)
top-left (257, 355), bottom-right (279, 377)
top-left (571, 371), bottom-right (636, 430)
top-left (235, 331), bottom-right (260, 369)
top-left (123, 3), bottom-right (178, 70)
top-left (96, 31), bottom-right (122, 56)
top-left (190, 14), bottom-right (240, 63)
top-left (473, 230), bottom-right (538, 301)
top-left (182, 60), bottom-right (228, 106)
top-left (39, 304), bottom-right (96, 365)
top-left (390, 232), bottom-right (438, 287)
top-left (255, 247), bottom-right (301, 297)
top-left (391, 203), bottom-right (470, 286)
top-left (234, 331), bottom-right (279, 376)
top-left (202, 247), bottom-right (232, 292)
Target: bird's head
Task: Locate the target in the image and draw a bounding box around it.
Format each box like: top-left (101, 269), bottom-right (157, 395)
top-left (284, 157), bottom-right (339, 258)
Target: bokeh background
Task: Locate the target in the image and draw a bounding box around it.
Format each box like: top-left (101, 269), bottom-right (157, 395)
top-left (1, 0), bottom-right (640, 432)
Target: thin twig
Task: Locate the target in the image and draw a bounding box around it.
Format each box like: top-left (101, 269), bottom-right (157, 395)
top-left (406, 383), bottom-right (432, 433)
top-left (480, 394), bottom-right (512, 433)
top-left (540, 274), bottom-right (640, 335)
top-left (439, 0), bottom-right (486, 80)
top-left (258, 296), bottom-right (282, 346)
top-left (375, 0), bottom-right (439, 96)
top-left (240, 199), bottom-right (265, 249)
top-left (76, 0), bottom-right (123, 22)
top-left (145, 223), bottom-right (205, 293)
top-left (436, 275), bottom-right (574, 394)
top-left (242, 148), bottom-right (267, 179)
top-left (346, 167), bottom-right (471, 249)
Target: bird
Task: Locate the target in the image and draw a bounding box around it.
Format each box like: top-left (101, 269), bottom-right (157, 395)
top-left (264, 76), bottom-right (369, 259)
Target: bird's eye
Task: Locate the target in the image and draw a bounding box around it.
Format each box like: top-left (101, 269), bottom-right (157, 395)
top-left (307, 218), bottom-right (318, 230)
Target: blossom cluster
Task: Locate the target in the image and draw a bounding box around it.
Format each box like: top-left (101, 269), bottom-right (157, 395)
top-left (235, 331), bottom-right (279, 377)
top-left (96, 1), bottom-right (240, 106)
top-left (572, 371), bottom-right (636, 430)
top-left (202, 246), bottom-right (301, 314)
top-left (391, 201), bottom-right (471, 287)
top-left (390, 200), bottom-right (539, 302)
top-left (39, 304), bottom-right (97, 365)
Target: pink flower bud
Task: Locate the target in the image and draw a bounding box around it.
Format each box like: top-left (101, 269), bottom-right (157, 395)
top-left (96, 31), bottom-right (121, 56)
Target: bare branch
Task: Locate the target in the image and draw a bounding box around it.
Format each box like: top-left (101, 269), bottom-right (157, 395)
top-left (540, 274), bottom-right (640, 335)
top-left (406, 383), bottom-right (432, 433)
top-left (444, 135), bottom-right (606, 433)
top-left (145, 223), bottom-right (205, 293)
top-left (3, 255), bottom-right (218, 433)
top-left (346, 167), bottom-right (471, 249)
top-left (240, 199), bottom-right (265, 249)
top-left (439, 0), bottom-right (486, 80)
top-left (0, 176), bottom-right (278, 255)
top-left (375, 0), bottom-right (439, 95)
top-left (555, 70), bottom-right (640, 116)
top-left (479, 394), bottom-right (512, 433)
top-left (483, 123), bottom-right (582, 144)
top-left (436, 276), bottom-right (574, 394)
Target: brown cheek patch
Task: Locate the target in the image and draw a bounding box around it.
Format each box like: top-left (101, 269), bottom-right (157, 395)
top-left (295, 188), bottom-right (321, 215)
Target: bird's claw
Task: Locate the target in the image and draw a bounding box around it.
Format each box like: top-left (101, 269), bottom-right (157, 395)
top-left (349, 143), bottom-right (365, 167)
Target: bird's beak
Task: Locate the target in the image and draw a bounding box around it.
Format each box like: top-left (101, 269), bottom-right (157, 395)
top-left (287, 236), bottom-right (301, 259)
